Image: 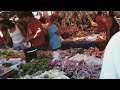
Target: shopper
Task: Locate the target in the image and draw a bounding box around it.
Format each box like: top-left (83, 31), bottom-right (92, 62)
top-left (39, 16), bottom-right (50, 33)
top-left (22, 11), bottom-right (46, 61)
top-left (106, 11), bottom-right (119, 41)
top-left (100, 31), bottom-right (120, 79)
top-left (24, 11), bottom-right (45, 48)
top-left (39, 16), bottom-right (50, 50)
top-left (47, 14), bottom-right (62, 60)
top-left (47, 14), bottom-right (62, 51)
top-left (95, 11), bottom-right (107, 33)
top-left (2, 19), bottom-right (27, 50)
top-left (1, 24), bottom-right (13, 48)
top-left (15, 11), bottom-right (28, 33)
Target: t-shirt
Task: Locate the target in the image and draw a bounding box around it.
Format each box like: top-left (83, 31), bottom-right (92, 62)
top-left (47, 24), bottom-right (61, 50)
top-left (27, 18), bottom-right (45, 48)
top-left (100, 31), bottom-right (120, 79)
top-left (8, 25), bottom-right (24, 44)
top-left (96, 15), bottom-right (106, 32)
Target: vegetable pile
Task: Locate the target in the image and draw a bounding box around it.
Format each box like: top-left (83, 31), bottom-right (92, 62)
top-left (0, 48), bottom-right (25, 60)
top-left (14, 54), bottom-right (52, 78)
top-left (19, 69), bottom-right (69, 79)
top-left (37, 50), bottom-right (52, 56)
top-left (2, 63), bottom-right (13, 67)
top-left (49, 47), bottom-right (103, 79)
top-left (1, 47), bottom-right (104, 79)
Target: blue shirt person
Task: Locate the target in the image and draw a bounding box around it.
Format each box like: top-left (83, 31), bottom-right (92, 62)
top-left (48, 24), bottom-right (61, 50)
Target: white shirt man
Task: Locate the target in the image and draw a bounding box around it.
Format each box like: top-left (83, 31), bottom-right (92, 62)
top-left (100, 31), bottom-right (120, 79)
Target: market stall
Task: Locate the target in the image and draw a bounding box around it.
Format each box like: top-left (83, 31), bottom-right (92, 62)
top-left (0, 48), bottom-right (26, 78)
top-left (1, 11), bottom-right (119, 79)
top-left (2, 47), bottom-right (103, 79)
top-left (61, 32), bottom-right (107, 50)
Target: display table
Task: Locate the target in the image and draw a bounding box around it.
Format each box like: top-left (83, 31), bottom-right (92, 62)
top-left (61, 40), bottom-right (107, 50)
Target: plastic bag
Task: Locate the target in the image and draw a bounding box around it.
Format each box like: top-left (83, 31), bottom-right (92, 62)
top-left (59, 35), bottom-right (64, 42)
top-left (52, 51), bottom-right (61, 61)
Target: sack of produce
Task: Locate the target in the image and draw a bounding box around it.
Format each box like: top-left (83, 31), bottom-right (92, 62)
top-left (52, 51), bottom-right (61, 62)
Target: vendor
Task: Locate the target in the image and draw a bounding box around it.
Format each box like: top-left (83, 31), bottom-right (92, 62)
top-left (81, 12), bottom-right (91, 31)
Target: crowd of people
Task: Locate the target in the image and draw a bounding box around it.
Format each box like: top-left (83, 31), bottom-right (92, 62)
top-left (0, 11), bottom-right (119, 63)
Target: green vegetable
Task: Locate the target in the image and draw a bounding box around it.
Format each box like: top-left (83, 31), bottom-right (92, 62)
top-left (2, 63), bottom-right (13, 67)
top-left (44, 74), bottom-right (49, 78)
top-left (1, 49), bottom-right (14, 56)
top-left (14, 54), bottom-right (52, 78)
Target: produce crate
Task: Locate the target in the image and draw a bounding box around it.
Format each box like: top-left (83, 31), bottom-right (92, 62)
top-left (0, 66), bottom-right (17, 79)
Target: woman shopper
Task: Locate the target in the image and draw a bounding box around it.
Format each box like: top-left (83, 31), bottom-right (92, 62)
top-left (47, 14), bottom-right (62, 61)
top-left (2, 19), bottom-right (27, 50)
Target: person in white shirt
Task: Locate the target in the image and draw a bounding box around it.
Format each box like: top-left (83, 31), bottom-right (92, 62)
top-left (100, 31), bottom-right (120, 79)
top-left (2, 19), bottom-right (28, 50)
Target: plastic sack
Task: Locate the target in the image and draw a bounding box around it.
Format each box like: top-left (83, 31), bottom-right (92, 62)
top-left (59, 35), bottom-right (64, 42)
top-left (52, 51), bottom-right (62, 62)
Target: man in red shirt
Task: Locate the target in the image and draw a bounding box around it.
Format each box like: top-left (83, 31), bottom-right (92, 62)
top-left (24, 11), bottom-right (45, 48)
top-left (21, 12), bottom-right (46, 62)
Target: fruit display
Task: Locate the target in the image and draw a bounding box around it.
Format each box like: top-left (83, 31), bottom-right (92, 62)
top-left (64, 32), bottom-right (106, 42)
top-left (73, 31), bottom-right (88, 37)
top-left (84, 47), bottom-right (104, 58)
top-left (60, 24), bottom-right (78, 39)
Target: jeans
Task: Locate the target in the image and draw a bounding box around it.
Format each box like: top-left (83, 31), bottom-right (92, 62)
top-left (13, 40), bottom-right (28, 50)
